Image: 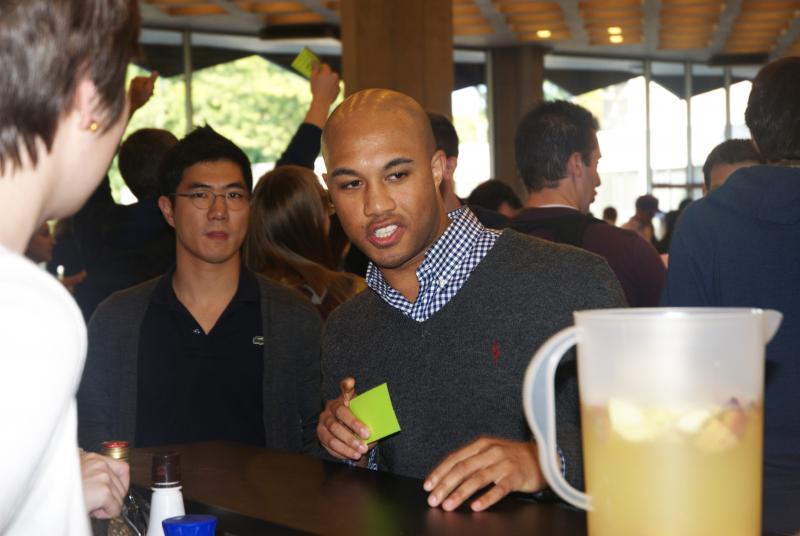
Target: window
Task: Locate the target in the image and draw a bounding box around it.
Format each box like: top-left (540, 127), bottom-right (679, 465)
top-left (452, 85), bottom-right (491, 198)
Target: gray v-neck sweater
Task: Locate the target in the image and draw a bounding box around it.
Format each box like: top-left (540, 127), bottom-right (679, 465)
top-left (322, 230), bottom-right (627, 488)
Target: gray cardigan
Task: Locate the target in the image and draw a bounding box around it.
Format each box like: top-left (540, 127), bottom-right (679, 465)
top-left (77, 273), bottom-right (322, 454)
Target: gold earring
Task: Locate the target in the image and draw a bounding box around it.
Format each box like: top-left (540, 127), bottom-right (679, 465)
top-left (89, 122), bottom-right (99, 132)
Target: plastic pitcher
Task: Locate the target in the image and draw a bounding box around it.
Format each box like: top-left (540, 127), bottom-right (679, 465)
top-left (523, 308), bottom-right (782, 536)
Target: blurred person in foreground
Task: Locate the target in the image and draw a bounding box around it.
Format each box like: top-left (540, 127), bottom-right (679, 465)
top-left (245, 165), bottom-right (365, 319)
top-left (510, 100), bottom-right (664, 306)
top-left (0, 0), bottom-right (140, 532)
top-left (662, 57), bottom-right (800, 535)
top-left (701, 138), bottom-right (763, 195)
top-left (316, 89), bottom-right (625, 512)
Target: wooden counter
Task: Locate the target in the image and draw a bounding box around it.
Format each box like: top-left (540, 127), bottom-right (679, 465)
top-left (131, 441), bottom-right (586, 535)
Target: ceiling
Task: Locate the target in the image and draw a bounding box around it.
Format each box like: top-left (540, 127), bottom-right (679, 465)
top-left (140, 0), bottom-right (800, 63)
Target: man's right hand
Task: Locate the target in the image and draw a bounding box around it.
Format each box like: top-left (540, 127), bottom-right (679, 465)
top-left (317, 377), bottom-right (373, 461)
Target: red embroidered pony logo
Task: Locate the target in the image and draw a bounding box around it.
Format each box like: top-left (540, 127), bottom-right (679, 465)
top-left (491, 341), bottom-right (501, 362)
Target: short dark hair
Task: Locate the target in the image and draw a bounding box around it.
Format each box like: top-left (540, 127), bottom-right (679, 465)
top-left (427, 112), bottom-right (459, 158)
top-left (158, 126), bottom-right (253, 198)
top-left (602, 206), bottom-right (617, 221)
top-left (702, 139), bottom-right (763, 190)
top-left (515, 100), bottom-right (599, 192)
top-left (467, 179), bottom-right (522, 212)
top-left (635, 194), bottom-right (660, 214)
top-left (0, 0), bottom-right (140, 173)
top-left (119, 129), bottom-right (178, 200)
top-left (745, 57), bottom-right (800, 162)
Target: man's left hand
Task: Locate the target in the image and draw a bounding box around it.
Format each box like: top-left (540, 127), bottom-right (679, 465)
top-left (423, 437), bottom-right (544, 512)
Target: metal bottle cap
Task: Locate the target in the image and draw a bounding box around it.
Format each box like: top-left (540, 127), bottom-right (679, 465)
top-left (151, 452), bottom-right (181, 488)
top-left (100, 440), bottom-right (130, 463)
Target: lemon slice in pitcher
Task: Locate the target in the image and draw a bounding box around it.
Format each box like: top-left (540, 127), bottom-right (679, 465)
top-left (608, 398), bottom-right (673, 442)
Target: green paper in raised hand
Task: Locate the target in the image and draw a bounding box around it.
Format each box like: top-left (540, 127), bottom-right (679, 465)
top-left (349, 383), bottom-right (401, 442)
top-left (290, 47), bottom-right (320, 79)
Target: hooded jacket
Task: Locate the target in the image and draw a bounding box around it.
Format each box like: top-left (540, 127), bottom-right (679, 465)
top-left (662, 164), bottom-right (800, 534)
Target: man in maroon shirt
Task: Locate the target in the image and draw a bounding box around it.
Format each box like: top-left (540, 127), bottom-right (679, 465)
top-left (511, 100), bottom-right (665, 306)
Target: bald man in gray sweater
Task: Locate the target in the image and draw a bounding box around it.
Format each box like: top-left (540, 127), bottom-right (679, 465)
top-left (317, 89), bottom-right (626, 513)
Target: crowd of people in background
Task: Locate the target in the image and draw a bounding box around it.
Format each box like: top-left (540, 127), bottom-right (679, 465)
top-left (2, 0), bottom-right (799, 533)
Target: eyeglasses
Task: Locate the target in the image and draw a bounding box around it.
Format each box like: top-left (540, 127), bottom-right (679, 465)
top-left (171, 189), bottom-right (250, 211)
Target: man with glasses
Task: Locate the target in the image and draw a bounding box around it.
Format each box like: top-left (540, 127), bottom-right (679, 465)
top-left (78, 126), bottom-right (323, 455)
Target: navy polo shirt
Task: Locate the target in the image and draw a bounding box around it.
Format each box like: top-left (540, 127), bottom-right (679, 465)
top-left (135, 266), bottom-right (265, 447)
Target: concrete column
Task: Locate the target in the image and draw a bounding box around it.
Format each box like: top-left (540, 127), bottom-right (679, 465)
top-left (339, 0), bottom-right (453, 115)
top-left (487, 45), bottom-right (545, 196)
top-left (182, 30), bottom-right (194, 134)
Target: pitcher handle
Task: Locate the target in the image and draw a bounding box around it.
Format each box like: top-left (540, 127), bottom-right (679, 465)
top-left (522, 326), bottom-right (591, 511)
top-left (764, 309), bottom-right (783, 342)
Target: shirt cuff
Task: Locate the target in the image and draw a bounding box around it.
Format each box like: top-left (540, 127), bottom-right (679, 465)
top-left (343, 446), bottom-right (379, 471)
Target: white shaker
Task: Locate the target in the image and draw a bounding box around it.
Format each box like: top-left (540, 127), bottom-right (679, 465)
top-left (146, 452), bottom-right (185, 536)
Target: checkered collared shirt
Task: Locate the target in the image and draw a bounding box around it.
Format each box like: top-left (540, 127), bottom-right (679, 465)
top-left (365, 206), bottom-right (502, 322)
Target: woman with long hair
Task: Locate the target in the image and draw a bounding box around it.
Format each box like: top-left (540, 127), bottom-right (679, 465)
top-left (245, 165), bottom-right (364, 319)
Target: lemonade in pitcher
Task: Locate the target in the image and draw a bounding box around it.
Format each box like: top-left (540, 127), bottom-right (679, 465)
top-left (581, 397), bottom-right (762, 536)
top-left (524, 309), bottom-right (779, 536)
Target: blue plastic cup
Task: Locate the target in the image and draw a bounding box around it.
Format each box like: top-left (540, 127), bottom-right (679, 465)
top-left (162, 515), bottom-right (217, 536)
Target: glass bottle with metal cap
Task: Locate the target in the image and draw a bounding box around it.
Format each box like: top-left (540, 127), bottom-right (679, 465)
top-left (100, 440), bottom-right (148, 536)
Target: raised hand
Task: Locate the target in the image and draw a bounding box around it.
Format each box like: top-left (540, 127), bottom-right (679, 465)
top-left (304, 63), bottom-right (340, 128)
top-left (310, 63), bottom-right (340, 107)
top-left (128, 70), bottom-right (159, 118)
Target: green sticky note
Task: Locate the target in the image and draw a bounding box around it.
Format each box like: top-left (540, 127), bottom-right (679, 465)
top-left (349, 383), bottom-right (401, 442)
top-left (290, 47), bottom-right (320, 79)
